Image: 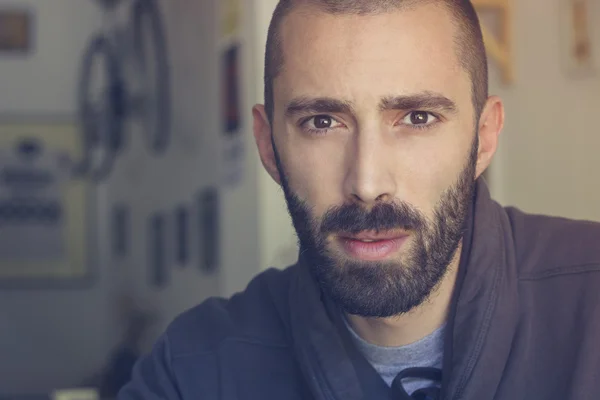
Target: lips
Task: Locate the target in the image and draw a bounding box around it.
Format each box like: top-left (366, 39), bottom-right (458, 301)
top-left (338, 231), bottom-right (409, 261)
top-left (343, 230), bottom-right (406, 242)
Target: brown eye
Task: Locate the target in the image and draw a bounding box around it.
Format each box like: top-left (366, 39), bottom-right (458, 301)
top-left (401, 111), bottom-right (438, 128)
top-left (410, 111), bottom-right (430, 124)
top-left (313, 115), bottom-right (333, 129)
top-left (302, 115), bottom-right (343, 134)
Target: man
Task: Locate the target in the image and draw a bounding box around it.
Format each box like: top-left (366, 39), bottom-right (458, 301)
top-left (119, 1), bottom-right (600, 399)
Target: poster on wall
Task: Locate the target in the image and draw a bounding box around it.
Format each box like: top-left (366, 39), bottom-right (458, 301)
top-left (220, 43), bottom-right (245, 187)
top-left (0, 9), bottom-right (32, 52)
top-left (560, 0), bottom-right (596, 76)
top-left (220, 0), bottom-right (242, 39)
top-left (472, 0), bottom-right (513, 84)
top-left (0, 119), bottom-right (92, 286)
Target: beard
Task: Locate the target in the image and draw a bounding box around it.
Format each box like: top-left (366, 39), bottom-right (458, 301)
top-left (275, 136), bottom-right (478, 318)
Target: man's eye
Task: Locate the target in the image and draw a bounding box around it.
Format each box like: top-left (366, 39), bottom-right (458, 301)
top-left (401, 111), bottom-right (438, 127)
top-left (302, 115), bottom-right (343, 132)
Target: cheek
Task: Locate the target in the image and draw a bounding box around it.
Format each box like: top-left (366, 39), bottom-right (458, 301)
top-left (400, 135), bottom-right (473, 217)
top-left (279, 137), bottom-right (348, 214)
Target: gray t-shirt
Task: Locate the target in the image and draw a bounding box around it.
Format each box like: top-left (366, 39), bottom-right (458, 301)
top-left (345, 318), bottom-right (445, 395)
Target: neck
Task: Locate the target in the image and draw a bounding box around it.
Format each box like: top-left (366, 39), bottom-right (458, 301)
top-left (345, 242), bottom-right (462, 347)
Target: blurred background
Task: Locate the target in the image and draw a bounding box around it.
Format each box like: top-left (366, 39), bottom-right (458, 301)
top-left (0, 0), bottom-right (598, 398)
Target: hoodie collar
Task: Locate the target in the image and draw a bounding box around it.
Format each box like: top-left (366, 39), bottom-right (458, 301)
top-left (442, 179), bottom-right (519, 399)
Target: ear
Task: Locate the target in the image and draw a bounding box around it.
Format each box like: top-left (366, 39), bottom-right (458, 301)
top-left (252, 104), bottom-right (282, 185)
top-left (475, 95), bottom-right (504, 179)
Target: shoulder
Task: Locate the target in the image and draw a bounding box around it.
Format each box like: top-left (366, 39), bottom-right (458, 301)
top-left (504, 206), bottom-right (600, 279)
top-left (165, 265), bottom-right (299, 358)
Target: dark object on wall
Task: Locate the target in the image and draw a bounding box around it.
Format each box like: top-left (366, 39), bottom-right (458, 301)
top-left (148, 212), bottom-right (168, 288)
top-left (222, 44), bottom-right (241, 135)
top-left (0, 9), bottom-right (31, 52)
top-left (198, 187), bottom-right (219, 273)
top-left (131, 0), bottom-right (171, 153)
top-left (175, 205), bottom-right (189, 266)
top-left (112, 204), bottom-right (130, 258)
top-left (76, 0), bottom-right (171, 182)
top-left (77, 35), bottom-right (124, 182)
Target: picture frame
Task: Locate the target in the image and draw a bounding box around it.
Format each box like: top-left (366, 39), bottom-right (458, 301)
top-left (0, 8), bottom-right (32, 53)
top-left (472, 0), bottom-right (514, 84)
top-left (198, 187), bottom-right (219, 274)
top-left (0, 116), bottom-right (95, 289)
top-left (220, 0), bottom-right (242, 39)
top-left (559, 0), bottom-right (596, 77)
top-left (222, 44), bottom-right (241, 135)
top-left (174, 204), bottom-right (189, 266)
top-left (148, 212), bottom-right (168, 288)
top-left (112, 203), bottom-right (130, 259)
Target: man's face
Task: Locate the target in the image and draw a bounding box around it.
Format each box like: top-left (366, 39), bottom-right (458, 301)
top-left (260, 4), bottom-right (484, 317)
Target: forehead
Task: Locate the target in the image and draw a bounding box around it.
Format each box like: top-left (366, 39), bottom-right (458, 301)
top-left (275, 3), bottom-right (471, 111)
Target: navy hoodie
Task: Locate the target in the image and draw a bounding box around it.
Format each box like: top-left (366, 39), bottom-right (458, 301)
top-left (119, 180), bottom-right (600, 399)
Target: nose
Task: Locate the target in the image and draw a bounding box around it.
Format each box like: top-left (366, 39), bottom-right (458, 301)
top-left (343, 129), bottom-right (397, 206)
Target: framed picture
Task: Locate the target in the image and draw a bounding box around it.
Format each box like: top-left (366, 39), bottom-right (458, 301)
top-left (0, 117), bottom-right (94, 288)
top-left (112, 204), bottom-right (130, 259)
top-left (148, 212), bottom-right (168, 288)
top-left (220, 0), bottom-right (242, 38)
top-left (220, 43), bottom-right (246, 186)
top-left (174, 204), bottom-right (189, 266)
top-left (472, 0), bottom-right (513, 84)
top-left (198, 187), bottom-right (219, 274)
top-left (560, 0), bottom-right (596, 76)
top-left (0, 9), bottom-right (32, 53)
top-left (221, 44), bottom-right (241, 135)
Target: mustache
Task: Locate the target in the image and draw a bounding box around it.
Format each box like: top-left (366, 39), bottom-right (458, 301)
top-left (320, 201), bottom-right (427, 235)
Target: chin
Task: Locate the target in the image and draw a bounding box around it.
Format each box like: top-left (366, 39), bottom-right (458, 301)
top-left (311, 256), bottom-right (439, 318)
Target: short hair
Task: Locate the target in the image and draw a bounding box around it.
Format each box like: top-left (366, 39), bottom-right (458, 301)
top-left (264, 0), bottom-right (488, 123)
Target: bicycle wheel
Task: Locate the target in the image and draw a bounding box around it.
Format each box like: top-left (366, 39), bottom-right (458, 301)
top-left (131, 0), bottom-right (171, 154)
top-left (77, 34), bottom-right (126, 181)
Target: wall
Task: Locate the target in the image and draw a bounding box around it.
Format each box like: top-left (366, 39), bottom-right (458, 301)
top-left (216, 0), bottom-right (263, 297)
top-left (0, 0), bottom-right (268, 392)
top-left (0, 0), bottom-right (100, 115)
top-left (105, 0), bottom-right (225, 340)
top-left (0, 0), bottom-right (114, 395)
top-left (250, 0), bottom-right (299, 272)
top-left (485, 0), bottom-right (600, 221)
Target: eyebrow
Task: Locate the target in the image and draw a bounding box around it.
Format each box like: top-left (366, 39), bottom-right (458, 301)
top-left (379, 92), bottom-right (458, 114)
top-left (285, 97), bottom-right (355, 117)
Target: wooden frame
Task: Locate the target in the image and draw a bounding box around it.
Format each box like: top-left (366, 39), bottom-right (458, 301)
top-left (473, 0), bottom-right (514, 84)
